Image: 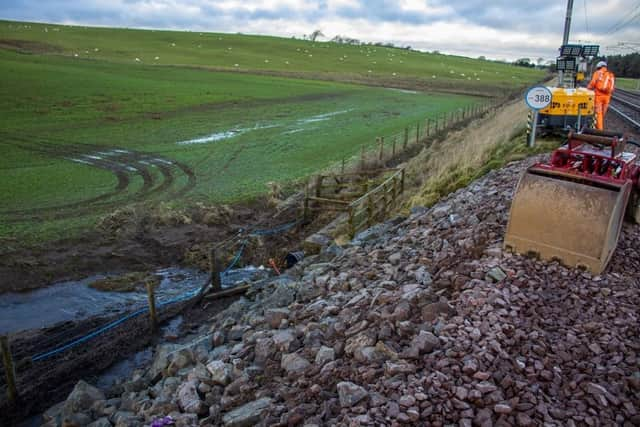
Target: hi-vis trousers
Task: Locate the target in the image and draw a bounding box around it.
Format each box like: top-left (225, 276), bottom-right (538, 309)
top-left (594, 96), bottom-right (610, 130)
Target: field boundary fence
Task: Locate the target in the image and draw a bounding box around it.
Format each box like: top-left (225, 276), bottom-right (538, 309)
top-left (305, 100), bottom-right (498, 237)
top-left (0, 218), bottom-right (301, 409)
top-left (349, 101), bottom-right (496, 173)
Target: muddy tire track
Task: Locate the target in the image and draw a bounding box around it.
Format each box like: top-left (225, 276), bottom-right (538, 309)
top-left (0, 135), bottom-right (197, 222)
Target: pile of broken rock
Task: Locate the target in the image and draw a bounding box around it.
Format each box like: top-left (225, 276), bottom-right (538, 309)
top-left (44, 159), bottom-right (640, 426)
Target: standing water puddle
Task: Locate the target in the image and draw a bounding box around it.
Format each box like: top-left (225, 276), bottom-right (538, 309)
top-left (0, 266), bottom-right (270, 335)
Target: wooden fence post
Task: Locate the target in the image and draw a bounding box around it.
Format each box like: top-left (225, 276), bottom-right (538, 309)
top-left (378, 137), bottom-right (384, 161)
top-left (210, 248), bottom-right (222, 292)
top-left (1, 335), bottom-right (18, 406)
top-left (416, 123), bottom-right (420, 144)
top-left (400, 169), bottom-right (405, 194)
top-left (303, 182), bottom-right (310, 221)
top-left (360, 145), bottom-right (365, 169)
top-left (348, 207), bottom-right (355, 239)
top-left (341, 157), bottom-right (346, 175)
top-left (380, 183), bottom-right (387, 219)
top-left (403, 127), bottom-right (408, 149)
top-left (146, 282), bottom-right (158, 331)
top-left (392, 137), bottom-right (397, 157)
top-left (367, 195), bottom-right (373, 227)
top-left (392, 176), bottom-right (398, 206)
top-left (426, 119), bottom-right (431, 137)
top-left (315, 175), bottom-right (323, 198)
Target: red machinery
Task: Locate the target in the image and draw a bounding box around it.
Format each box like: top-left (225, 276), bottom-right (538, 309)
top-left (504, 130), bottom-right (640, 274)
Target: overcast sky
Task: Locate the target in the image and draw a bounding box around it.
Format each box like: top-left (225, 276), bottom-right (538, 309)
top-left (1, 0), bottom-right (638, 61)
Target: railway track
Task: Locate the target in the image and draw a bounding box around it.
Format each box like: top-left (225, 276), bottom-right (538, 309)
top-left (611, 88), bottom-right (640, 130)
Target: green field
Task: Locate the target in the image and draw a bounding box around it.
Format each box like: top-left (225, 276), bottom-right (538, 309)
top-left (617, 77), bottom-right (639, 91)
top-left (0, 20), bottom-right (545, 242)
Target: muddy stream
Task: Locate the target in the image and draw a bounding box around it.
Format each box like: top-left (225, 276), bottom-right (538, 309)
top-left (2, 265), bottom-right (272, 426)
top-left (0, 266), bottom-right (269, 335)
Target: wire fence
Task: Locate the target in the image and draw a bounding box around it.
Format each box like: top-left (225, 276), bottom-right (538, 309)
top-left (7, 98), bottom-right (501, 369)
top-left (5, 218), bottom-right (301, 366)
top-left (331, 101), bottom-right (497, 176)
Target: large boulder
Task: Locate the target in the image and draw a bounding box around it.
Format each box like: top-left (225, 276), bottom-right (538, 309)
top-left (264, 308), bottom-right (290, 329)
top-left (206, 360), bottom-right (231, 386)
top-left (315, 346), bottom-right (335, 365)
top-left (337, 382), bottom-right (368, 407)
top-left (177, 379), bottom-right (207, 415)
top-left (62, 380), bottom-right (106, 420)
top-left (281, 353), bottom-right (310, 375)
top-left (87, 418), bottom-right (112, 427)
top-left (222, 397), bottom-right (273, 427)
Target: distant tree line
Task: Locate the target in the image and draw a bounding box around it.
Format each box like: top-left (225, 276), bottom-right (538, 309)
top-left (296, 29), bottom-right (413, 50)
top-left (605, 53), bottom-right (640, 78)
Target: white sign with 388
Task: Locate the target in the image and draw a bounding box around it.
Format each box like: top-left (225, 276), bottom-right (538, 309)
top-left (525, 86), bottom-right (552, 110)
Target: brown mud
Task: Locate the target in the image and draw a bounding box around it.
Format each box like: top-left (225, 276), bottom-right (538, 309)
top-left (0, 195), bottom-right (316, 426)
top-left (0, 196), bottom-right (305, 294)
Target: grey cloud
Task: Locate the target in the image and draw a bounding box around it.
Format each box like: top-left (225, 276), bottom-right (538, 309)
top-left (0, 0), bottom-right (637, 59)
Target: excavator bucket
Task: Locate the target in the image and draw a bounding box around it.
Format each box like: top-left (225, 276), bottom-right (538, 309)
top-left (504, 168), bottom-right (631, 274)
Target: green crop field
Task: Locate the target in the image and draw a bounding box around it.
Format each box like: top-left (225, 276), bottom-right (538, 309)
top-left (0, 20), bottom-right (545, 242)
top-left (617, 77), bottom-right (639, 91)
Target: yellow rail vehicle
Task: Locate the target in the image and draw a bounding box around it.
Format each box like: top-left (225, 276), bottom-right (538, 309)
top-left (537, 87), bottom-right (595, 131)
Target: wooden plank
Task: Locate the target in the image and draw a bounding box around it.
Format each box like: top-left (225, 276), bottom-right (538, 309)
top-left (306, 196), bottom-right (350, 205)
top-left (319, 168), bottom-right (400, 179)
top-left (349, 169), bottom-right (404, 208)
top-left (204, 285), bottom-right (250, 300)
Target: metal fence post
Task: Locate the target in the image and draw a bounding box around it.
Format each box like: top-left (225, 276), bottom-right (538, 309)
top-left (1, 335), bottom-right (18, 406)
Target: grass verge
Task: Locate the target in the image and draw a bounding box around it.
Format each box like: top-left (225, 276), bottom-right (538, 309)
top-left (404, 99), bottom-right (562, 210)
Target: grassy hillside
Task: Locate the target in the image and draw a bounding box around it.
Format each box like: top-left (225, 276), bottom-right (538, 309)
top-left (0, 20), bottom-right (544, 242)
top-left (0, 20), bottom-right (544, 96)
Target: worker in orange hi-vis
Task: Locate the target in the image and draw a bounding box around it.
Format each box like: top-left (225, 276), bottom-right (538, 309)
top-left (587, 61), bottom-right (615, 130)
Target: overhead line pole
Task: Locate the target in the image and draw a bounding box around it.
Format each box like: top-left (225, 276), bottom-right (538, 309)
top-left (559, 0), bottom-right (574, 86)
